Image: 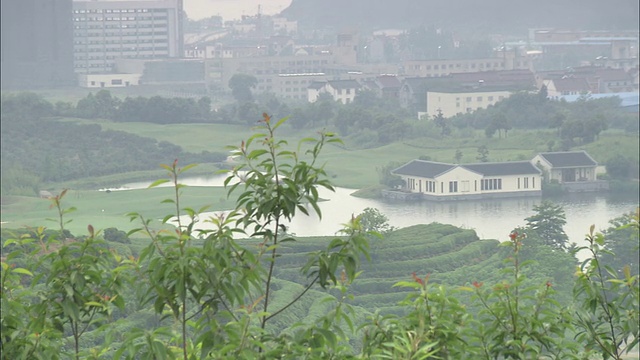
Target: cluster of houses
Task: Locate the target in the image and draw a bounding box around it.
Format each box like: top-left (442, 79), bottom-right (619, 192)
top-left (388, 150), bottom-right (608, 201)
top-left (70, 15), bottom-right (639, 118)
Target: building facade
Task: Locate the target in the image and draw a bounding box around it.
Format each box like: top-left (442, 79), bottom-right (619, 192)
top-left (426, 90), bottom-right (512, 118)
top-left (72, 0), bottom-right (183, 74)
top-left (1, 0), bottom-right (75, 89)
top-left (392, 160), bottom-right (542, 201)
top-left (402, 51), bottom-right (532, 78)
top-left (532, 151), bottom-right (608, 192)
top-left (308, 79), bottom-right (361, 104)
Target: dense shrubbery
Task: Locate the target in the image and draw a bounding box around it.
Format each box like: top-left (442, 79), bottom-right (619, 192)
top-left (2, 120), bottom-right (638, 359)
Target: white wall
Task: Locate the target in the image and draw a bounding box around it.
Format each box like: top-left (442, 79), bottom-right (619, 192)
top-left (426, 90), bottom-right (512, 118)
top-left (434, 167), bottom-right (483, 195)
top-left (400, 166), bottom-right (541, 197)
top-left (78, 73), bottom-right (141, 88)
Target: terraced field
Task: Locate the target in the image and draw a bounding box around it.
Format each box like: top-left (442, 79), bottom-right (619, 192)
top-left (269, 223), bottom-right (501, 317)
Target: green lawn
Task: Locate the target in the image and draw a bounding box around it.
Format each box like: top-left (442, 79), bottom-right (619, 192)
top-left (1, 186), bottom-right (232, 236)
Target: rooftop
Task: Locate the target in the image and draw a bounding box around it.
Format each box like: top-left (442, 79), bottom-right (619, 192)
top-left (536, 151), bottom-right (598, 168)
top-left (393, 160), bottom-right (541, 178)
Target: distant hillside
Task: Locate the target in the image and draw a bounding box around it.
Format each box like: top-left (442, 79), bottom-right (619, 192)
top-left (281, 0), bottom-right (639, 34)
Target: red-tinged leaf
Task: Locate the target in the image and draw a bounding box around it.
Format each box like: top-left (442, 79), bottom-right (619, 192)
top-left (87, 224), bottom-right (94, 237)
top-left (148, 179), bottom-right (170, 188)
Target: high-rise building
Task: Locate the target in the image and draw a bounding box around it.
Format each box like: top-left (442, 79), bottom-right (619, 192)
top-left (72, 0), bottom-right (184, 74)
top-left (1, 0), bottom-right (75, 89)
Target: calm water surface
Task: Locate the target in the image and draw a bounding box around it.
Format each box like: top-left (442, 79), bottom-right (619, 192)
top-left (117, 175), bottom-right (639, 249)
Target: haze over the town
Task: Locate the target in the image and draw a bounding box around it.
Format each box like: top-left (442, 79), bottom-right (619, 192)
top-left (183, 0), bottom-right (291, 21)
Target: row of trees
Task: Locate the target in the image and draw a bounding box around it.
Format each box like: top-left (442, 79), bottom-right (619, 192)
top-left (2, 121), bottom-right (638, 358)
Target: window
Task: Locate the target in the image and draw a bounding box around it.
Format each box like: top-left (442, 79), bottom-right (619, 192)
top-left (481, 179), bottom-right (502, 191)
top-left (477, 96), bottom-right (482, 101)
top-left (488, 96), bottom-right (494, 101)
top-left (346, 89), bottom-right (351, 94)
top-left (532, 177), bottom-right (535, 188)
top-left (523, 177), bottom-right (529, 189)
top-left (449, 181), bottom-right (458, 193)
top-left (434, 65), bottom-right (439, 70)
top-left (466, 97), bottom-right (472, 102)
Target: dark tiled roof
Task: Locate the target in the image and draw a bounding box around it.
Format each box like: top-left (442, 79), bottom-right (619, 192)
top-left (537, 151), bottom-right (597, 167)
top-left (552, 77), bottom-right (591, 92)
top-left (462, 161), bottom-right (541, 176)
top-left (392, 160), bottom-right (455, 178)
top-left (376, 75), bottom-right (401, 89)
top-left (393, 160), bottom-right (541, 178)
top-left (327, 79), bottom-right (361, 90)
top-left (308, 81), bottom-right (326, 90)
top-left (402, 77), bottom-right (431, 91)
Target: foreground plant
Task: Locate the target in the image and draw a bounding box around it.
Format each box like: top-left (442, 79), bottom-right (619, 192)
top-left (1, 190), bottom-right (128, 359)
top-left (573, 211), bottom-right (640, 360)
top-left (119, 114), bottom-right (371, 358)
top-left (471, 230), bottom-right (578, 359)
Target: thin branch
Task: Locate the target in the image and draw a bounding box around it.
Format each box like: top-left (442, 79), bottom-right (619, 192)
top-left (265, 275), bottom-right (319, 322)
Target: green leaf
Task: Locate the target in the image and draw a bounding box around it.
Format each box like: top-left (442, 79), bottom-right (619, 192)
top-left (11, 268), bottom-right (33, 276)
top-left (179, 163), bottom-right (198, 173)
top-left (148, 179), bottom-right (171, 188)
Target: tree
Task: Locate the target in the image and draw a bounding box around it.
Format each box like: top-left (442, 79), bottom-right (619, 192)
top-left (103, 227), bottom-right (131, 243)
top-left (433, 109), bottom-right (450, 136)
top-left (601, 211), bottom-right (640, 275)
top-left (538, 84), bottom-right (548, 103)
top-left (549, 113), bottom-right (565, 136)
top-left (378, 161), bottom-right (405, 188)
top-left (488, 113), bottom-right (511, 138)
top-left (525, 201), bottom-right (569, 250)
top-left (476, 145), bottom-right (489, 162)
top-left (357, 207), bottom-right (395, 234)
top-left (605, 155), bottom-right (632, 179)
top-left (454, 149), bottom-right (463, 163)
top-left (228, 73), bottom-right (258, 102)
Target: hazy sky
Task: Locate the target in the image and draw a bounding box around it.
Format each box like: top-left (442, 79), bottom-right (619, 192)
top-left (183, 0), bottom-right (292, 21)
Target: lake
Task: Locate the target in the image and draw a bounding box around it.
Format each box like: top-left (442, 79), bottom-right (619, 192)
top-left (113, 175), bottom-right (639, 250)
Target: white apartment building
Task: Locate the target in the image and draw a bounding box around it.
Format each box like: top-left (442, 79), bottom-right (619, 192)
top-left (426, 90), bottom-right (512, 118)
top-left (72, 0), bottom-right (182, 74)
top-left (403, 50), bottom-right (532, 78)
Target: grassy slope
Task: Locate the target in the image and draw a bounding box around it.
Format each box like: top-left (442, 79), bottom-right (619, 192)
top-left (52, 118), bottom-right (640, 189)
